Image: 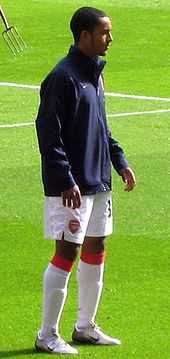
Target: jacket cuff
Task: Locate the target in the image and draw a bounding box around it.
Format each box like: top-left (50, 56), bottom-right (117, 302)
top-left (61, 171), bottom-right (76, 191)
top-left (111, 155), bottom-right (129, 175)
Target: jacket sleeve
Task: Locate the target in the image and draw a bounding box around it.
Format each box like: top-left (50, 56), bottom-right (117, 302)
top-left (36, 70), bottom-right (76, 192)
top-left (108, 130), bottom-right (129, 174)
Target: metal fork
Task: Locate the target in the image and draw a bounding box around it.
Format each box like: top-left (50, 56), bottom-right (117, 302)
top-left (0, 6), bottom-right (26, 55)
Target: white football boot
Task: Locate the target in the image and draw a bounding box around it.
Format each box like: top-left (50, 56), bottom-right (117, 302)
top-left (72, 322), bottom-right (121, 345)
top-left (35, 331), bottom-right (78, 355)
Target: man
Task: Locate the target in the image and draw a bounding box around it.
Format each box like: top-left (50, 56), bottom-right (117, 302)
top-left (35, 6), bottom-right (136, 355)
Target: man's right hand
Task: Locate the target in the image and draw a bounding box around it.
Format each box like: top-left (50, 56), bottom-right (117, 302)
top-left (61, 185), bottom-right (82, 209)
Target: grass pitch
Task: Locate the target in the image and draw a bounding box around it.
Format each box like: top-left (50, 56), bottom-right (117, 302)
top-left (0, 1), bottom-right (170, 358)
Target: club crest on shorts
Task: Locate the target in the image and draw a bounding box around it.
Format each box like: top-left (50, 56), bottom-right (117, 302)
top-left (68, 219), bottom-right (80, 234)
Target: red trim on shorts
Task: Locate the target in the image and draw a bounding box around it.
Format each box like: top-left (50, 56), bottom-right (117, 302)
top-left (80, 251), bottom-right (105, 265)
top-left (51, 255), bottom-right (74, 272)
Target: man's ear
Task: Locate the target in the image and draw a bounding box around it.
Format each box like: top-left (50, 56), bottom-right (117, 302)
top-left (80, 30), bottom-right (91, 42)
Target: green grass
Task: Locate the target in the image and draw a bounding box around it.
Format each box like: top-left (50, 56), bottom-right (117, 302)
top-left (0, 0), bottom-right (170, 358)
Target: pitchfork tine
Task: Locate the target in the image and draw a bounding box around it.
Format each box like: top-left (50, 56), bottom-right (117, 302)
top-left (0, 5), bottom-right (26, 55)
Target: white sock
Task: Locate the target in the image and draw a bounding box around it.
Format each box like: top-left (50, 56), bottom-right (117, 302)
top-left (39, 263), bottom-right (71, 337)
top-left (76, 259), bottom-right (104, 329)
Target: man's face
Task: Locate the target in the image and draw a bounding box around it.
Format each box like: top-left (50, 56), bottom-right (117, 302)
top-left (88, 17), bottom-right (113, 56)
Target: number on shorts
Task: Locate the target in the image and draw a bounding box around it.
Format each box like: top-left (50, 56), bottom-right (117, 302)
top-left (107, 199), bottom-right (112, 218)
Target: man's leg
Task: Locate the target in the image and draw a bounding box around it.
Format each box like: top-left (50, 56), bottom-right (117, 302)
top-left (36, 235), bottom-right (80, 354)
top-left (73, 235), bottom-right (121, 345)
top-left (76, 236), bottom-right (105, 330)
top-left (36, 195), bottom-right (95, 353)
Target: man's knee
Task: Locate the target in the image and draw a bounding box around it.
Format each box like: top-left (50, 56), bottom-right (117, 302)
top-left (80, 236), bottom-right (106, 266)
top-left (55, 234), bottom-right (80, 262)
top-left (82, 236), bottom-right (105, 254)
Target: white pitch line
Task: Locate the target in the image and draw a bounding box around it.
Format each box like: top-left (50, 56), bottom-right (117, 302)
top-left (0, 109), bottom-right (170, 129)
top-left (105, 92), bottom-right (170, 102)
top-left (1, 81), bottom-right (170, 102)
top-left (108, 109), bottom-right (170, 118)
top-left (0, 82), bottom-right (40, 90)
top-left (0, 122), bottom-right (34, 129)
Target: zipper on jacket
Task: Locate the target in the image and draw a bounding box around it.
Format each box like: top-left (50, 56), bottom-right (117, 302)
top-left (102, 183), bottom-right (107, 191)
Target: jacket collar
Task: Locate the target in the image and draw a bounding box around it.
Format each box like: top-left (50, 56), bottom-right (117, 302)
top-left (67, 45), bottom-right (106, 82)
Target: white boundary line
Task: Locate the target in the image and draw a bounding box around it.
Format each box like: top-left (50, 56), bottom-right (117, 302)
top-left (0, 82), bottom-right (170, 129)
top-left (105, 92), bottom-right (170, 102)
top-left (108, 109), bottom-right (170, 118)
top-left (0, 122), bottom-right (34, 129)
top-left (1, 109), bottom-right (170, 129)
top-left (0, 82), bottom-right (40, 90)
top-left (1, 81), bottom-right (170, 102)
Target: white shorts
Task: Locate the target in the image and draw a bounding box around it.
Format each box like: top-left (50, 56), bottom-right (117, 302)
top-left (44, 192), bottom-right (113, 244)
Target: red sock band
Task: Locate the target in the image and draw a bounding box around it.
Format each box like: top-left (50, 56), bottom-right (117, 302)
top-left (80, 251), bottom-right (105, 265)
top-left (51, 255), bottom-right (74, 272)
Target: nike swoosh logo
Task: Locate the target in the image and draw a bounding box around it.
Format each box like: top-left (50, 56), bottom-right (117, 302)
top-left (87, 334), bottom-right (99, 343)
top-left (47, 345), bottom-right (53, 352)
top-left (80, 82), bottom-right (88, 89)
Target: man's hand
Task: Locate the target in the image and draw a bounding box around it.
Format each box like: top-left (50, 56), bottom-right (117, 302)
top-left (120, 167), bottom-right (136, 192)
top-left (61, 185), bottom-right (82, 209)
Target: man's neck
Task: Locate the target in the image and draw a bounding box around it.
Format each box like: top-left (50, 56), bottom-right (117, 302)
top-left (76, 43), bottom-right (95, 59)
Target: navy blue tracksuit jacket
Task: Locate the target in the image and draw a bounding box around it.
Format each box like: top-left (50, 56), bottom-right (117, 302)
top-left (36, 46), bottom-right (128, 196)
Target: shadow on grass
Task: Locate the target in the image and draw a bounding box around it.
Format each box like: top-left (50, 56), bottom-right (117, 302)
top-left (0, 344), bottom-right (80, 358)
top-left (0, 348), bottom-right (38, 358)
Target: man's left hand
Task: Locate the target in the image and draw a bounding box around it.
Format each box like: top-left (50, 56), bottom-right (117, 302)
top-left (120, 167), bottom-right (136, 192)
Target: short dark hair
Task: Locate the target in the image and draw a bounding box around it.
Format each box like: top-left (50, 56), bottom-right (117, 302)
top-left (70, 7), bottom-right (107, 43)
